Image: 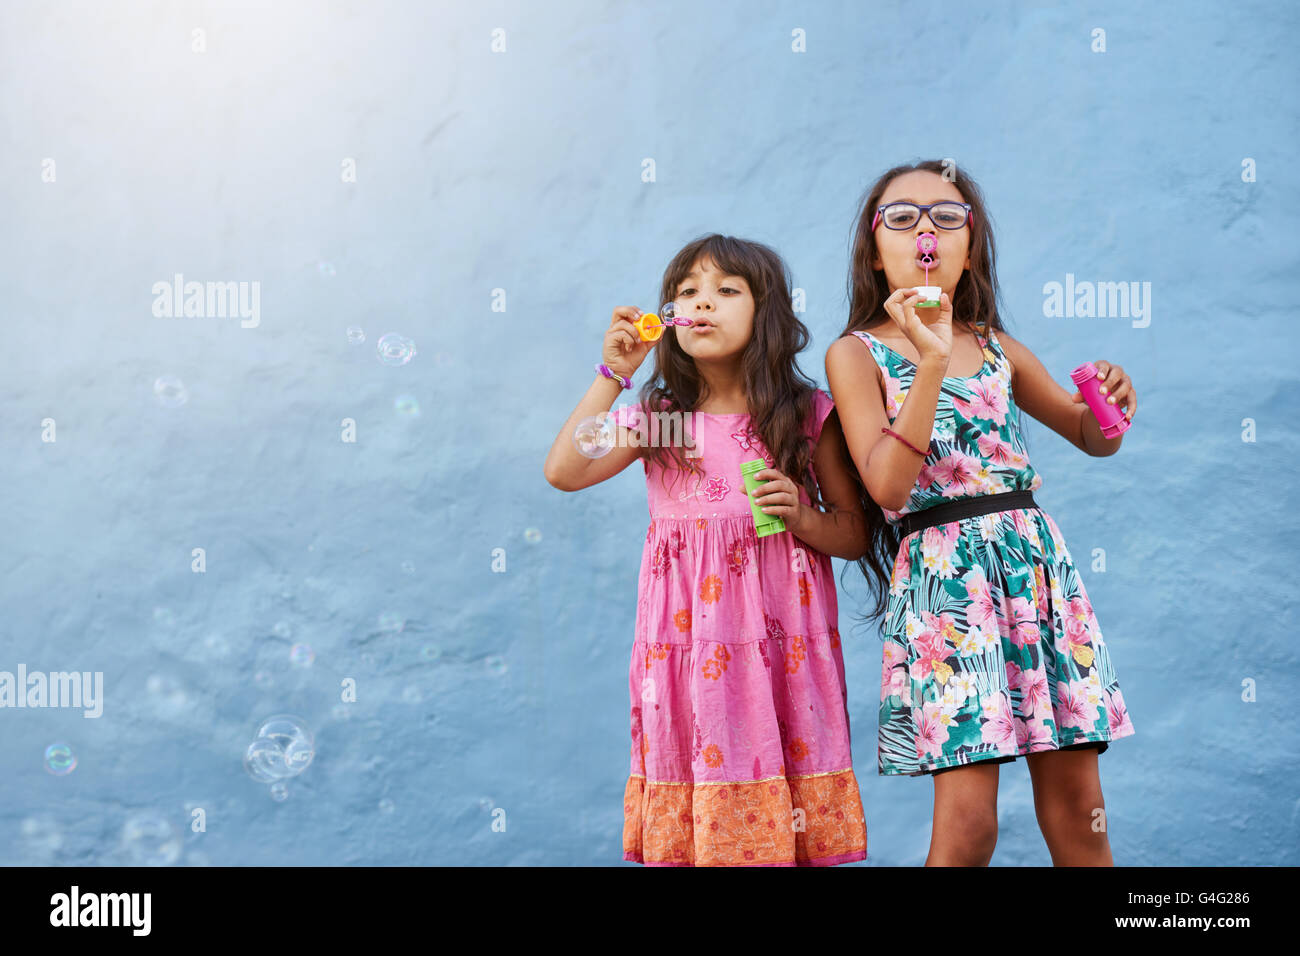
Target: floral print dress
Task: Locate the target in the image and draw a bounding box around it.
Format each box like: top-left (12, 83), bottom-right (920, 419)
top-left (852, 328), bottom-right (1136, 776)
top-left (611, 390), bottom-right (867, 865)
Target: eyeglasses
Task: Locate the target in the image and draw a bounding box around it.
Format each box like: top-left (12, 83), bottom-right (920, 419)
top-left (871, 201), bottom-right (973, 231)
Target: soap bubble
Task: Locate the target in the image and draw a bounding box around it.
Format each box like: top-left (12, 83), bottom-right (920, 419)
top-left (394, 395), bottom-right (420, 417)
top-left (153, 376), bottom-right (188, 408)
top-left (420, 644), bottom-right (441, 662)
top-left (485, 655), bottom-right (507, 676)
top-left (317, 260), bottom-right (336, 277)
top-left (478, 797), bottom-right (494, 812)
top-left (661, 301), bottom-right (678, 321)
top-left (346, 326), bottom-right (365, 345)
top-left (523, 528), bottom-right (541, 544)
top-left (378, 798), bottom-right (395, 814)
top-left (289, 643), bottom-right (315, 667)
top-left (243, 738), bottom-right (289, 783)
top-left (269, 781), bottom-right (289, 802)
top-left (573, 414), bottom-right (616, 458)
top-left (121, 811), bottom-right (182, 866)
top-left (401, 561), bottom-right (415, 575)
top-left (378, 611), bottom-right (405, 633)
top-left (377, 333), bottom-right (417, 366)
top-left (253, 714), bottom-right (315, 777)
top-left (273, 621), bottom-right (292, 639)
top-left (44, 743), bottom-right (77, 776)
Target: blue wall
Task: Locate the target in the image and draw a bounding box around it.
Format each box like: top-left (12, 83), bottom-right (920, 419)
top-left (2, 0), bottom-right (1296, 865)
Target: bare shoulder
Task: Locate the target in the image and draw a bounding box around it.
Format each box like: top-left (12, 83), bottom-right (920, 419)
top-left (825, 332), bottom-right (880, 385)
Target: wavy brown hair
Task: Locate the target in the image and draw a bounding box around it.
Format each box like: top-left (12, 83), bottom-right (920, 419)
top-left (838, 160), bottom-right (1010, 631)
top-left (629, 234), bottom-right (827, 511)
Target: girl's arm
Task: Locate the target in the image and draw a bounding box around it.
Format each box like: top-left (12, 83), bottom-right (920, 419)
top-left (825, 334), bottom-right (949, 511)
top-left (996, 331), bottom-right (1125, 457)
top-left (780, 410), bottom-right (870, 560)
top-left (542, 373), bottom-right (645, 491)
top-left (544, 307), bottom-right (656, 491)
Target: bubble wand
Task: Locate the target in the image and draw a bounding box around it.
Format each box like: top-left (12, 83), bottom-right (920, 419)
top-left (914, 234), bottom-right (941, 308)
top-left (632, 302), bottom-right (693, 341)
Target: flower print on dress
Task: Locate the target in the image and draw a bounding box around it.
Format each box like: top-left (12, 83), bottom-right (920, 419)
top-left (730, 427), bottom-right (774, 467)
top-left (953, 377), bottom-right (1009, 426)
top-left (704, 475), bottom-right (730, 501)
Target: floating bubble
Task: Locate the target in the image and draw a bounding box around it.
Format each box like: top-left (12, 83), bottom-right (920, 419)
top-left (153, 376), bottom-right (188, 408)
top-left (253, 714), bottom-right (315, 777)
top-left (485, 656), bottom-right (507, 676)
top-left (317, 261), bottom-right (336, 277)
top-left (44, 743), bottom-right (77, 776)
top-left (661, 301), bottom-right (678, 321)
top-left (273, 621), bottom-right (292, 639)
top-left (478, 797), bottom-right (494, 813)
top-left (121, 811), bottom-right (182, 866)
top-left (269, 781), bottom-right (289, 802)
top-left (346, 326), bottom-right (365, 345)
top-left (401, 561), bottom-right (415, 575)
top-left (289, 643), bottom-right (315, 667)
top-left (377, 333), bottom-right (417, 367)
top-left (243, 738), bottom-right (288, 783)
top-left (523, 528), bottom-right (541, 544)
top-left (573, 415), bottom-right (616, 458)
top-left (378, 611), bottom-right (405, 633)
top-left (378, 798), bottom-right (395, 814)
top-left (420, 644), bottom-right (441, 662)
top-left (394, 395), bottom-right (420, 417)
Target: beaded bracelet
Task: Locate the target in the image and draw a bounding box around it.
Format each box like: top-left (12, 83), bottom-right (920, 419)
top-left (595, 363), bottom-right (631, 389)
top-left (881, 426), bottom-right (928, 457)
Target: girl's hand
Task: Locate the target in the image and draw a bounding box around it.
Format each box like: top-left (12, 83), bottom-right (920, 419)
top-left (1070, 360), bottom-right (1137, 422)
top-left (602, 306), bottom-right (656, 380)
top-left (884, 288), bottom-right (953, 368)
top-left (745, 467), bottom-right (807, 535)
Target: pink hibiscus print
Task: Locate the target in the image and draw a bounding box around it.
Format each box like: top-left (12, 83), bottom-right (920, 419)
top-left (1006, 661), bottom-right (1051, 715)
top-left (998, 592), bottom-right (1040, 648)
top-left (963, 568), bottom-right (998, 631)
top-left (1105, 690), bottom-right (1135, 736)
top-left (954, 377), bottom-right (1009, 426)
top-left (1053, 681), bottom-right (1097, 732)
top-left (928, 452), bottom-right (986, 496)
top-left (1014, 714), bottom-right (1056, 752)
top-left (975, 430), bottom-right (1023, 467)
top-left (980, 694), bottom-right (1018, 753)
top-left (916, 702), bottom-right (950, 759)
top-left (704, 475), bottom-right (731, 501)
top-left (908, 614), bottom-right (956, 682)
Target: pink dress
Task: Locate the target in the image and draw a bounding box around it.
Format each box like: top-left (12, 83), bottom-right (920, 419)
top-left (611, 390), bottom-right (867, 866)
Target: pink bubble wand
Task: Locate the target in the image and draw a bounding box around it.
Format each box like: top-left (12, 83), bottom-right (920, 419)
top-left (915, 234), bottom-right (940, 307)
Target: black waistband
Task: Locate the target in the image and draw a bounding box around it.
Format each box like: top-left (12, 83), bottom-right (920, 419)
top-left (897, 490), bottom-right (1039, 538)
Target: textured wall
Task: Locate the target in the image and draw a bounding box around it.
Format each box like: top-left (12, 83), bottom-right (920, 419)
top-left (1, 0), bottom-right (1296, 866)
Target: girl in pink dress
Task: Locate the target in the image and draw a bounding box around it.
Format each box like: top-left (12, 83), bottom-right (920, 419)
top-left (545, 234), bottom-right (871, 866)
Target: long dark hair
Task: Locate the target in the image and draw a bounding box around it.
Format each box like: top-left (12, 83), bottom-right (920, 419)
top-left (838, 160), bottom-right (1009, 630)
top-left (630, 234), bottom-right (827, 510)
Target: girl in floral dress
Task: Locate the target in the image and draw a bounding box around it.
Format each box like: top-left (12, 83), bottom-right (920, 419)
top-left (826, 162), bottom-right (1137, 866)
top-left (545, 234), bottom-right (871, 865)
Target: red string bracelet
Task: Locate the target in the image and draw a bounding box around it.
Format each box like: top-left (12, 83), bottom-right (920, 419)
top-left (881, 426), bottom-right (928, 457)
